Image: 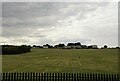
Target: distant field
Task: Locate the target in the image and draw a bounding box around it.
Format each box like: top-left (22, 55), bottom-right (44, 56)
top-left (2, 48), bottom-right (118, 73)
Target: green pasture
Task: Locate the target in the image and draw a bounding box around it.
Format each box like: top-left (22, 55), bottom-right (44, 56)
top-left (2, 49), bottom-right (118, 73)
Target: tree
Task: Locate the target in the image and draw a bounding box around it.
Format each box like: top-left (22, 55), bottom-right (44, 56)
top-left (54, 44), bottom-right (65, 48)
top-left (75, 42), bottom-right (81, 46)
top-left (67, 43), bottom-right (74, 46)
top-left (104, 45), bottom-right (107, 49)
top-left (58, 44), bottom-right (65, 48)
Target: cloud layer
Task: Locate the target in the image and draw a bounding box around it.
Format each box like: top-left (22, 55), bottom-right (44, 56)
top-left (1, 2), bottom-right (118, 47)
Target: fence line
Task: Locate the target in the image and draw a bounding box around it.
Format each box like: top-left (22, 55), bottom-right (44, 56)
top-left (2, 73), bottom-right (120, 81)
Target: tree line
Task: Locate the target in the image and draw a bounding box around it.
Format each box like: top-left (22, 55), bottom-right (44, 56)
top-left (1, 43), bottom-right (119, 55)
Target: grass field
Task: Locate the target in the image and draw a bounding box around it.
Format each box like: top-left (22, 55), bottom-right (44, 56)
top-left (2, 48), bottom-right (118, 73)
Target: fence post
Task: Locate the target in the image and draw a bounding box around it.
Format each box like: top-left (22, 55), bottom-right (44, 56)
top-left (4, 73), bottom-right (6, 81)
top-left (24, 73), bottom-right (27, 81)
top-left (62, 73), bottom-right (65, 81)
top-left (46, 73), bottom-right (48, 81)
top-left (111, 74), bottom-right (113, 81)
top-left (11, 73), bottom-right (13, 81)
top-left (100, 74), bottom-right (102, 81)
top-left (30, 73), bottom-right (32, 81)
top-left (35, 73), bottom-right (37, 81)
top-left (65, 73), bottom-right (67, 81)
top-left (74, 73), bottom-right (76, 81)
top-left (16, 73), bottom-right (18, 81)
top-left (93, 74), bottom-right (94, 81)
top-left (68, 73), bottom-right (69, 81)
top-left (49, 73), bottom-right (51, 81)
top-left (7, 73), bottom-right (9, 81)
top-left (33, 73), bottom-right (34, 81)
top-left (57, 73), bottom-right (59, 81)
top-left (22, 72), bottom-right (24, 81)
top-left (117, 74), bottom-right (119, 81)
top-left (90, 74), bottom-right (92, 81)
top-left (71, 73), bottom-right (72, 81)
top-left (3, 73), bottom-right (4, 81)
top-left (87, 74), bottom-right (89, 81)
top-left (38, 73), bottom-right (40, 81)
top-left (81, 73), bottom-right (83, 81)
top-left (76, 73), bottom-right (78, 81)
top-left (43, 73), bottom-right (46, 81)
top-left (106, 74), bottom-right (109, 81)
top-left (19, 73), bottom-right (21, 81)
top-left (60, 73), bottom-right (62, 81)
top-left (2, 73), bottom-right (5, 81)
top-left (85, 73), bottom-right (86, 81)
top-left (95, 74), bottom-right (97, 81)
top-left (41, 73), bottom-right (43, 81)
top-left (98, 74), bottom-right (100, 81)
top-left (13, 73), bottom-right (16, 81)
top-left (52, 73), bottom-right (55, 81)
top-left (55, 73), bottom-right (57, 81)
top-left (79, 73), bottom-right (81, 81)
top-left (115, 74), bottom-right (117, 81)
top-left (27, 73), bottom-right (29, 81)
top-left (108, 74), bottom-right (111, 81)
top-left (103, 74), bottom-right (106, 81)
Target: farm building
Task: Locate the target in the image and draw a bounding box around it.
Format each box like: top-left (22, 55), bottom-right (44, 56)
top-left (43, 45), bottom-right (48, 48)
top-left (88, 45), bottom-right (98, 49)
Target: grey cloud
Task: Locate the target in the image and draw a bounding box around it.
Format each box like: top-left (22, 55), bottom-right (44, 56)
top-left (0, 3), bottom-right (2, 17)
top-left (2, 17), bottom-right (57, 28)
top-left (2, 2), bottom-right (68, 28)
top-left (2, 2), bottom-right (106, 29)
top-left (11, 38), bottom-right (30, 43)
top-left (2, 2), bottom-right (108, 27)
top-left (57, 37), bottom-right (91, 44)
top-left (2, 2), bottom-right (68, 18)
top-left (2, 27), bottom-right (34, 37)
top-left (2, 2), bottom-right (117, 47)
top-left (29, 36), bottom-right (44, 38)
top-left (2, 2), bottom-right (109, 18)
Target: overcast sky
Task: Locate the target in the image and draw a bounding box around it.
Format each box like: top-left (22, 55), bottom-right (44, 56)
top-left (1, 2), bottom-right (118, 47)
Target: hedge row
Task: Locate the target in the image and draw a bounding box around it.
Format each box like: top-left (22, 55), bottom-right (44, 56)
top-left (2, 45), bottom-right (32, 55)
